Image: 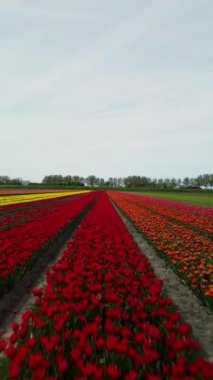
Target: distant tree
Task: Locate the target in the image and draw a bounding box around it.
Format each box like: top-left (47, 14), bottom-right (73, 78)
top-left (189, 177), bottom-right (196, 186)
top-left (123, 175), bottom-right (149, 188)
top-left (79, 177), bottom-right (85, 185)
top-left (56, 175), bottom-right (63, 184)
top-left (195, 175), bottom-right (203, 187)
top-left (157, 179), bottom-right (164, 189)
top-left (177, 178), bottom-right (182, 187)
top-left (63, 175), bottom-right (72, 185)
top-left (151, 178), bottom-right (157, 187)
top-left (94, 177), bottom-right (101, 186)
top-left (202, 174), bottom-right (211, 188)
top-left (138, 176), bottom-right (145, 187)
top-left (123, 176), bottom-right (132, 188)
top-left (170, 178), bottom-right (177, 188)
top-left (99, 178), bottom-right (105, 187)
top-left (36, 173), bottom-right (213, 189)
top-left (164, 178), bottom-right (171, 188)
top-left (108, 177), bottom-right (115, 187)
top-left (85, 175), bottom-right (96, 186)
top-left (42, 175), bottom-right (63, 185)
top-left (131, 176), bottom-right (140, 187)
top-left (42, 176), bottom-right (49, 184)
top-left (183, 177), bottom-right (190, 187)
top-left (10, 177), bottom-right (23, 185)
top-left (117, 177), bottom-right (124, 187)
top-left (0, 175), bottom-right (10, 184)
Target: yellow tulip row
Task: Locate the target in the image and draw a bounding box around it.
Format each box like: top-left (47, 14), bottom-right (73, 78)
top-left (0, 190), bottom-right (90, 207)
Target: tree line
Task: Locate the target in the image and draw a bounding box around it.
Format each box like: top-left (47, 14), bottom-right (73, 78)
top-left (0, 174), bottom-right (212, 189)
top-left (0, 176), bottom-right (24, 185)
top-left (42, 173), bottom-right (213, 188)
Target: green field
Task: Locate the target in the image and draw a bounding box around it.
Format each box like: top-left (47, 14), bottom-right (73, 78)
top-left (129, 191), bottom-right (213, 207)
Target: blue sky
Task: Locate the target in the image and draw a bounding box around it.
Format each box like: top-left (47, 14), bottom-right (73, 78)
top-left (1, 0), bottom-right (212, 182)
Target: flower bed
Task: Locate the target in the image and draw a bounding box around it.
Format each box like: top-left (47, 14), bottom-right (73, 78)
top-left (123, 193), bottom-right (213, 217)
top-left (108, 192), bottom-right (213, 307)
top-left (0, 192), bottom-right (97, 295)
top-left (119, 193), bottom-right (213, 236)
top-left (1, 193), bottom-right (212, 379)
top-left (0, 190), bottom-right (71, 195)
top-left (0, 191), bottom-right (90, 212)
top-left (0, 194), bottom-right (84, 232)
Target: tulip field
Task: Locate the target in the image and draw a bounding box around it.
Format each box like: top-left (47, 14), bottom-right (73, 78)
top-left (0, 191), bottom-right (90, 209)
top-left (0, 190), bottom-right (212, 379)
top-left (0, 191), bottom-right (97, 296)
top-left (108, 192), bottom-right (213, 306)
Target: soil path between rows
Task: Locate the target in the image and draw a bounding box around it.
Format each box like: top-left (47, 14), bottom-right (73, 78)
top-left (112, 202), bottom-right (213, 362)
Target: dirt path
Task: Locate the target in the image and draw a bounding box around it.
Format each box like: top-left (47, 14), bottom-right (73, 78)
top-left (112, 202), bottom-right (213, 362)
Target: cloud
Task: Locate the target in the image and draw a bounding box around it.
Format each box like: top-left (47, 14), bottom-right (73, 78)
top-left (0, 1), bottom-right (97, 21)
top-left (0, 0), bottom-right (180, 110)
top-left (0, 0), bottom-right (212, 181)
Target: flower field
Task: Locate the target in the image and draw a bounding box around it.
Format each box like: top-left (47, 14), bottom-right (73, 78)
top-left (0, 190), bottom-right (212, 379)
top-left (115, 193), bottom-right (213, 236)
top-left (0, 192), bottom-right (212, 379)
top-left (0, 191), bottom-right (97, 296)
top-left (0, 193), bottom-right (86, 232)
top-left (0, 190), bottom-right (72, 195)
top-left (0, 191), bottom-right (90, 208)
top-left (107, 192), bottom-right (213, 308)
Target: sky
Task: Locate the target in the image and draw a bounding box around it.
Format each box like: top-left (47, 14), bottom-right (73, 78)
top-left (0, 0), bottom-right (212, 182)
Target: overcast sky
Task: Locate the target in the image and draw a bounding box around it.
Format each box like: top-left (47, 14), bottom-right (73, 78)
top-left (1, 0), bottom-right (212, 182)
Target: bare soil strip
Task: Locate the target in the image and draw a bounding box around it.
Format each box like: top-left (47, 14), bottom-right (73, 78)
top-left (0, 196), bottom-right (98, 337)
top-left (112, 202), bottom-right (213, 362)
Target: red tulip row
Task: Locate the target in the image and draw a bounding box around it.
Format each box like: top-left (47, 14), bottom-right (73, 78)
top-left (108, 192), bottom-right (213, 307)
top-left (0, 193), bottom-right (82, 232)
top-left (118, 193), bottom-right (213, 236)
top-left (0, 192), bottom-right (98, 295)
top-left (1, 192), bottom-right (212, 379)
